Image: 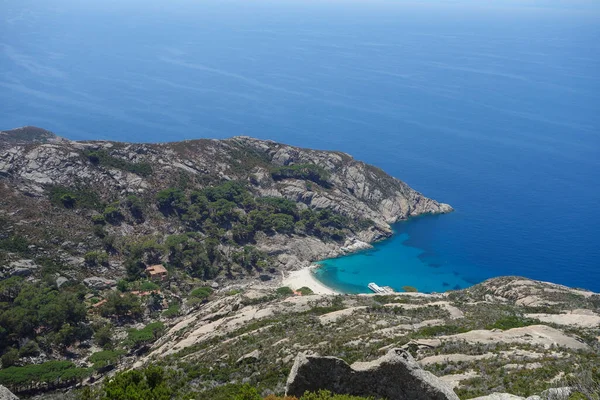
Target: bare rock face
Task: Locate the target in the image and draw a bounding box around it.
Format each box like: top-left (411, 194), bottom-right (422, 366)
top-left (0, 385), bottom-right (18, 400)
top-left (83, 277), bottom-right (117, 289)
top-left (285, 348), bottom-right (459, 400)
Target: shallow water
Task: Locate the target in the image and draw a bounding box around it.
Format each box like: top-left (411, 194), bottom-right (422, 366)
top-left (315, 218), bottom-right (493, 294)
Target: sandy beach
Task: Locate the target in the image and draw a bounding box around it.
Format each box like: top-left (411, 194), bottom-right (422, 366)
top-left (282, 264), bottom-right (339, 295)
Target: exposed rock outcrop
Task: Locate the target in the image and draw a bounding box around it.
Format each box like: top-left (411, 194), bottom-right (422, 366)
top-left (0, 385), bottom-right (18, 400)
top-left (470, 394), bottom-right (527, 400)
top-left (83, 277), bottom-right (117, 289)
top-left (285, 348), bottom-right (459, 400)
top-left (236, 349), bottom-right (260, 364)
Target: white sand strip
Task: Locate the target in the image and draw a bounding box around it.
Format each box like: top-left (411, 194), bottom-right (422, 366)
top-left (282, 265), bottom-right (339, 295)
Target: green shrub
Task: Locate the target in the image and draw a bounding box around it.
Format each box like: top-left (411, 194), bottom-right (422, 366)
top-left (100, 292), bottom-right (143, 320)
top-left (126, 322), bottom-right (165, 347)
top-left (487, 315), bottom-right (537, 330)
top-left (299, 391), bottom-right (374, 399)
top-left (0, 348), bottom-right (19, 368)
top-left (276, 286), bottom-right (294, 297)
top-left (89, 350), bottom-right (126, 369)
top-left (126, 195), bottom-right (144, 221)
top-left (91, 214), bottom-right (106, 225)
top-left (232, 384), bottom-right (262, 400)
top-left (85, 150), bottom-right (153, 176)
top-left (156, 188), bottom-right (187, 215)
top-left (196, 384), bottom-right (261, 400)
top-left (117, 279), bottom-right (129, 292)
top-left (297, 287), bottom-right (314, 295)
top-left (271, 164), bottom-right (331, 187)
top-left (103, 204), bottom-right (124, 224)
top-left (189, 287), bottom-right (213, 300)
top-left (0, 280), bottom-right (88, 354)
top-left (18, 340), bottom-right (40, 357)
top-left (48, 186), bottom-right (103, 211)
top-left (414, 325), bottom-right (468, 337)
top-left (84, 251), bottom-right (109, 267)
top-left (94, 324), bottom-right (114, 349)
top-left (162, 304), bottom-right (180, 318)
top-left (60, 193), bottom-right (77, 208)
top-left (401, 286), bottom-right (418, 293)
top-left (139, 280), bottom-right (160, 291)
top-left (101, 366), bottom-right (171, 399)
top-left (0, 235), bottom-right (29, 254)
top-left (0, 360), bottom-right (91, 388)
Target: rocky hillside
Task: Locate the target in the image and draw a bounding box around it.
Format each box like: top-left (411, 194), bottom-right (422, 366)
top-left (0, 126), bottom-right (453, 398)
top-left (0, 126), bottom-right (451, 283)
top-left (16, 276), bottom-right (593, 400)
top-left (127, 277), bottom-right (599, 399)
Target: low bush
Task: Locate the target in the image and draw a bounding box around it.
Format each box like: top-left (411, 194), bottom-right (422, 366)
top-left (84, 251), bottom-right (109, 267)
top-left (89, 350), bottom-right (126, 369)
top-left (486, 315), bottom-right (537, 330)
top-left (86, 150), bottom-right (153, 177)
top-left (162, 304), bottom-right (180, 318)
top-left (297, 287), bottom-right (314, 295)
top-left (48, 186), bottom-right (103, 211)
top-left (190, 287), bottom-right (213, 300)
top-left (414, 325), bottom-right (468, 338)
top-left (126, 322), bottom-right (165, 347)
top-left (276, 287), bottom-right (294, 297)
top-left (271, 164), bottom-right (331, 187)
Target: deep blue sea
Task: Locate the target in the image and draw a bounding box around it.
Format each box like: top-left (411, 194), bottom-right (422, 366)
top-left (1, 0), bottom-right (599, 292)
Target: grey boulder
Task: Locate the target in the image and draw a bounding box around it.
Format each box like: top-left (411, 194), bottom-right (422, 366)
top-left (0, 385), bottom-right (18, 400)
top-left (286, 348), bottom-right (459, 400)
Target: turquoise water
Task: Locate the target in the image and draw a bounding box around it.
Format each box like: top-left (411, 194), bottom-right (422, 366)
top-left (1, 0), bottom-right (599, 292)
top-left (315, 217), bottom-right (485, 294)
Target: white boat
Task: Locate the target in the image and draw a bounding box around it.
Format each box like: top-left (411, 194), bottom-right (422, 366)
top-left (368, 282), bottom-right (385, 293)
top-left (368, 282), bottom-right (395, 294)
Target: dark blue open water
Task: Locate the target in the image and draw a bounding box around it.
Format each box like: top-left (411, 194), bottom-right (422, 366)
top-left (1, 0), bottom-right (599, 292)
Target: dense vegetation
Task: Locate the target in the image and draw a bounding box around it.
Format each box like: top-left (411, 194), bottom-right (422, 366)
top-left (156, 180), bottom-right (368, 245)
top-left (0, 278), bottom-right (89, 363)
top-left (0, 360), bottom-right (90, 391)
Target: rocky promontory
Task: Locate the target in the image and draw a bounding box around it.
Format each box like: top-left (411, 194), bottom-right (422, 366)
top-left (0, 126), bottom-right (451, 282)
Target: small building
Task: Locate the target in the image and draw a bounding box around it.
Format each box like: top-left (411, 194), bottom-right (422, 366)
top-left (145, 264), bottom-right (168, 281)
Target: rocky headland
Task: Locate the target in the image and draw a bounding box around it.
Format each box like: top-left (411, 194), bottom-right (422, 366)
top-left (0, 126), bottom-right (451, 282)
